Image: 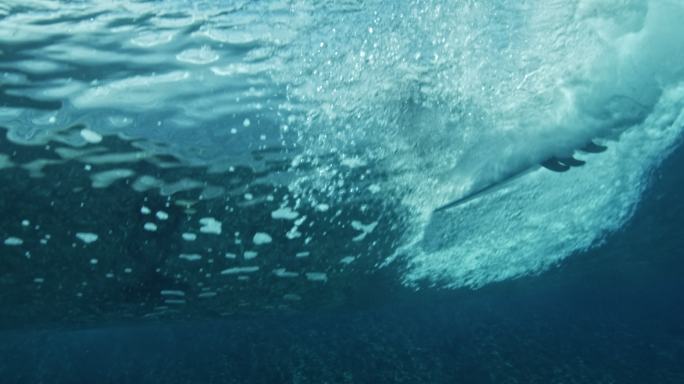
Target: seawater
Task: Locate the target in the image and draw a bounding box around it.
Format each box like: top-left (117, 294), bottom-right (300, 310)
top-left (0, 1), bottom-right (683, 383)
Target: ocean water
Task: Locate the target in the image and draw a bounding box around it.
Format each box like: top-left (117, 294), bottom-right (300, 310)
top-left (1, 0), bottom-right (683, 383)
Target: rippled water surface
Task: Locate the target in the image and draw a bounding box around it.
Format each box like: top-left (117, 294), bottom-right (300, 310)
top-left (1, 0), bottom-right (684, 382)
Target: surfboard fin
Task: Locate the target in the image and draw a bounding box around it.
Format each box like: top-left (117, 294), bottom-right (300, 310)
top-left (541, 157), bottom-right (570, 172)
top-left (558, 156), bottom-right (586, 167)
top-left (580, 141), bottom-right (607, 153)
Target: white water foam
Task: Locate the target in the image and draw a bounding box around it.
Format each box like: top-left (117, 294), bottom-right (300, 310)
top-left (288, 0), bottom-right (684, 288)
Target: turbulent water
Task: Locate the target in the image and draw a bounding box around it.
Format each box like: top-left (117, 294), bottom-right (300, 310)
top-left (1, 0), bottom-right (684, 382)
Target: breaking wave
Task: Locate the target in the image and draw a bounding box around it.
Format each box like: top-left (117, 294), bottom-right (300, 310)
top-left (286, 0), bottom-right (684, 287)
top-left (2, 0), bottom-right (683, 292)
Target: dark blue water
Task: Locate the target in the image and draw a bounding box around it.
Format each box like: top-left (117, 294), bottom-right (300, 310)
top-left (1, 144), bottom-right (682, 384)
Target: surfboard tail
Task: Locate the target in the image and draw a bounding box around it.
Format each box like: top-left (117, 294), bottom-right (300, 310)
top-left (434, 140), bottom-right (607, 212)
